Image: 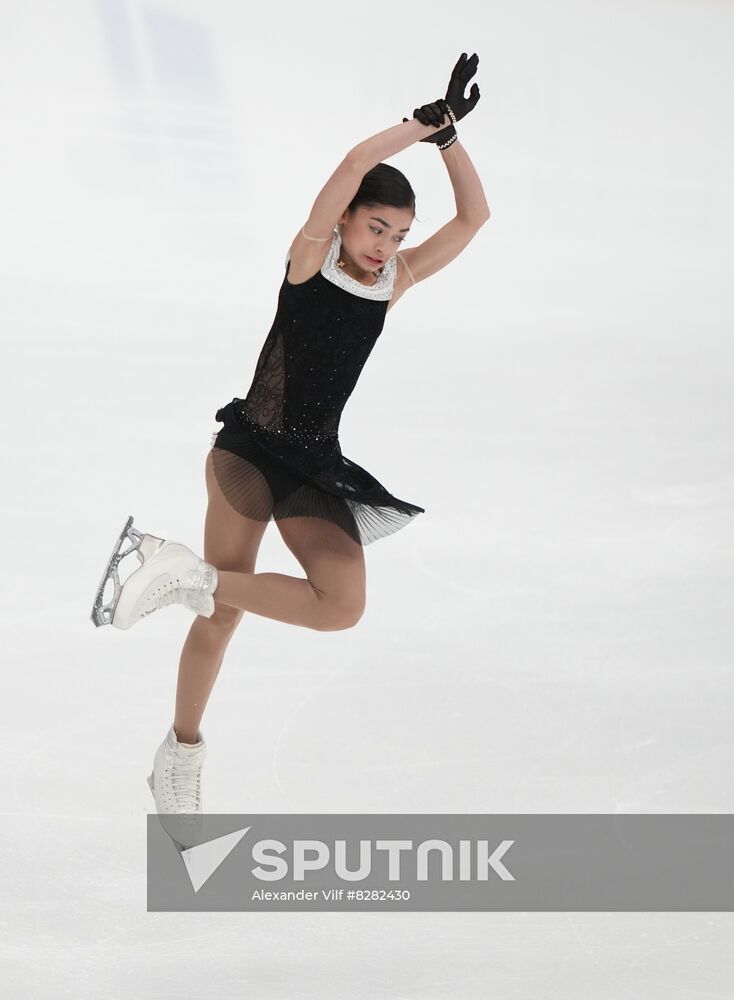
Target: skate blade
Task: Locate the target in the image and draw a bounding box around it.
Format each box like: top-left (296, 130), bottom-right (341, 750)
top-left (90, 516), bottom-right (144, 628)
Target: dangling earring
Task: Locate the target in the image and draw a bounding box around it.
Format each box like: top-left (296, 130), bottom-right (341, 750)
top-left (336, 223), bottom-right (347, 270)
top-left (334, 223), bottom-right (381, 276)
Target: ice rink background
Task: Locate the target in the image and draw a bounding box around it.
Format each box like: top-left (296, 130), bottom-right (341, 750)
top-left (2, 0), bottom-right (733, 996)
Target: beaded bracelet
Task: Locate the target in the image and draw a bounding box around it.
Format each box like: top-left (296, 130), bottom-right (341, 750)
top-left (437, 102), bottom-right (458, 150)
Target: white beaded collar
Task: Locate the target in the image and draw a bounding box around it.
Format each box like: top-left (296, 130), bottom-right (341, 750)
top-left (285, 227), bottom-right (397, 301)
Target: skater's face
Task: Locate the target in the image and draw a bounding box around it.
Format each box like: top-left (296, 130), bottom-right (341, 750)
top-left (338, 205), bottom-right (413, 276)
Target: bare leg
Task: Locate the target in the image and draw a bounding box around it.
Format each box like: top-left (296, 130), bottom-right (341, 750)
top-left (172, 451), bottom-right (267, 744)
top-left (173, 615), bottom-right (242, 744)
top-left (212, 569), bottom-right (326, 627)
top-left (214, 509), bottom-right (367, 631)
top-left (172, 451), bottom-right (366, 743)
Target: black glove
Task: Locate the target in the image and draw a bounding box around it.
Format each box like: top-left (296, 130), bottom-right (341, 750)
top-left (402, 100), bottom-right (453, 144)
top-left (444, 51), bottom-right (481, 122)
top-left (402, 52), bottom-right (481, 145)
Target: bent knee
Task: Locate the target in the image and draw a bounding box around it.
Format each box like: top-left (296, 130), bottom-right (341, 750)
top-left (314, 593), bottom-right (366, 631)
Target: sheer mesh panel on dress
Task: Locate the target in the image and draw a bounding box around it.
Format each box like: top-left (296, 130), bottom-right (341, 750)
top-left (210, 446), bottom-right (274, 523)
top-left (242, 330), bottom-right (285, 433)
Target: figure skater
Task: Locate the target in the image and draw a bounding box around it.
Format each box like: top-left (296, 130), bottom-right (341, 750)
top-left (91, 53), bottom-right (488, 832)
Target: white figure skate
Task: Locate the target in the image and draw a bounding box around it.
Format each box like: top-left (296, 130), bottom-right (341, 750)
top-left (90, 516), bottom-right (218, 629)
top-left (148, 724), bottom-right (207, 849)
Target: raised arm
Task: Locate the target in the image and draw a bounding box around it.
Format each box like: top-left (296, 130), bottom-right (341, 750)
top-left (348, 115), bottom-right (454, 173)
top-left (394, 137), bottom-right (490, 289)
top-left (439, 138), bottom-right (490, 223)
top-left (300, 117), bottom-right (452, 241)
top-left (301, 52), bottom-right (482, 242)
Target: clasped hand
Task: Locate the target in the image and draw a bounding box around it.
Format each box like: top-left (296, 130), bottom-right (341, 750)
top-left (403, 52), bottom-right (481, 144)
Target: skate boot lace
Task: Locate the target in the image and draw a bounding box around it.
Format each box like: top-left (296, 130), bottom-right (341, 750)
top-left (143, 565), bottom-right (212, 617)
top-left (170, 754), bottom-right (203, 812)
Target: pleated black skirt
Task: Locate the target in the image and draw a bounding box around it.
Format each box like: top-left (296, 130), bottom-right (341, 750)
top-left (210, 400), bottom-right (425, 546)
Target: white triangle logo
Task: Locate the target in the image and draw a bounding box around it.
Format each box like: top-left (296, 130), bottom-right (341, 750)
top-left (180, 826), bottom-right (251, 893)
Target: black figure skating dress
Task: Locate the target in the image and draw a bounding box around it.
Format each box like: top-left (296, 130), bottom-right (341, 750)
top-left (211, 226), bottom-right (425, 546)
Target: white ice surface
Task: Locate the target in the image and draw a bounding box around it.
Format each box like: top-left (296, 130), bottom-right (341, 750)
top-left (1, 0), bottom-right (733, 997)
